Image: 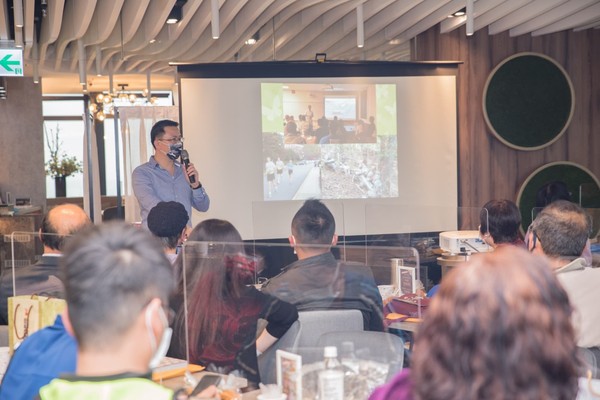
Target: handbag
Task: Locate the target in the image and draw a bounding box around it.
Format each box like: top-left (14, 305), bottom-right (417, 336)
top-left (7, 295), bottom-right (66, 354)
top-left (385, 294), bottom-right (430, 318)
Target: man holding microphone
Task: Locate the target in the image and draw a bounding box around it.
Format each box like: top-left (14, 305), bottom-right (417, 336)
top-left (133, 119), bottom-right (209, 226)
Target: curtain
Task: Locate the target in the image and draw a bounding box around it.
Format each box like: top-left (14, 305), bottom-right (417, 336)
top-left (118, 106), bottom-right (179, 223)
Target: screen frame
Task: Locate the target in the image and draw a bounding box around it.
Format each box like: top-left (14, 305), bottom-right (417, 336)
top-left (174, 61), bottom-right (461, 239)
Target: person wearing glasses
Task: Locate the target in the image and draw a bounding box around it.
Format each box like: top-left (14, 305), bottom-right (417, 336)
top-left (133, 119), bottom-right (209, 226)
top-left (528, 200), bottom-right (600, 349)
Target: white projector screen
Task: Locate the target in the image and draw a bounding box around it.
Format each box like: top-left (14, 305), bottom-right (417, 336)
top-left (178, 62), bottom-right (458, 240)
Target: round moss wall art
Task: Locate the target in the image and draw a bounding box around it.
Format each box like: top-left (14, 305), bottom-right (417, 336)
top-left (483, 53), bottom-right (575, 151)
top-left (517, 162), bottom-right (600, 234)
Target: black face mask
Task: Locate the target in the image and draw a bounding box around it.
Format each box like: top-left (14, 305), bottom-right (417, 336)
top-left (166, 142), bottom-right (183, 160)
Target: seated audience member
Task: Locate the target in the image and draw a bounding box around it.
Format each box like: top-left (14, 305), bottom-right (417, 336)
top-left (262, 199), bottom-right (384, 331)
top-left (169, 219), bottom-right (298, 386)
top-left (38, 222), bottom-right (216, 399)
top-left (370, 247), bottom-right (580, 400)
top-left (536, 180), bottom-right (572, 207)
top-left (0, 314), bottom-right (75, 400)
top-left (534, 180), bottom-right (593, 265)
top-left (147, 201), bottom-right (189, 264)
top-left (479, 199), bottom-right (524, 248)
top-left (0, 204), bottom-right (90, 324)
top-left (529, 200), bottom-right (600, 348)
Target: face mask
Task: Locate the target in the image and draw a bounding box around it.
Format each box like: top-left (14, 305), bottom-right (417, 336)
top-left (166, 142), bottom-right (183, 160)
top-left (145, 304), bottom-right (173, 369)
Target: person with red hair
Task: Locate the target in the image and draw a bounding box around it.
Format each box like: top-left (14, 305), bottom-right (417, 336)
top-left (169, 219), bottom-right (298, 386)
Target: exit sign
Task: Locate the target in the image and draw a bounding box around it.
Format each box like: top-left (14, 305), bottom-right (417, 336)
top-left (0, 49), bottom-right (23, 76)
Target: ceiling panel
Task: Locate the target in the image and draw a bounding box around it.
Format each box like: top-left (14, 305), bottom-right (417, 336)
top-left (4, 0), bottom-right (596, 93)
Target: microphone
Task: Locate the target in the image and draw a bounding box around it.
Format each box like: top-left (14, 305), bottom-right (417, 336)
top-left (180, 149), bottom-right (196, 184)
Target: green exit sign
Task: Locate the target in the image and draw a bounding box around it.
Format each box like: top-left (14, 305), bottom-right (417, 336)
top-left (0, 49), bottom-right (24, 76)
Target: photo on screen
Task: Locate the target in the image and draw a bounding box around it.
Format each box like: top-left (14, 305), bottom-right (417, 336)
top-left (261, 83), bottom-right (398, 201)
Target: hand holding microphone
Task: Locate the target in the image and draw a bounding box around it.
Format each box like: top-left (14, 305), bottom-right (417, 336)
top-left (180, 149), bottom-right (199, 186)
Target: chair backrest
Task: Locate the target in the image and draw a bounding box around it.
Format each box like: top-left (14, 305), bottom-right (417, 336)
top-left (296, 309), bottom-right (364, 348)
top-left (317, 330), bottom-right (405, 377)
top-left (257, 320), bottom-right (301, 384)
top-left (258, 309), bottom-right (364, 384)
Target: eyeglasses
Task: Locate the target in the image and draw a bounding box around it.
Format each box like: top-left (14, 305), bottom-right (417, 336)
top-left (159, 137), bottom-right (184, 144)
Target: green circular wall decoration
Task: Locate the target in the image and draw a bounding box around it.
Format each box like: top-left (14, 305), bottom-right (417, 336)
top-left (483, 52), bottom-right (575, 151)
top-left (517, 162), bottom-right (600, 233)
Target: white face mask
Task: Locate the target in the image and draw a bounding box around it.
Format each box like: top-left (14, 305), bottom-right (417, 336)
top-left (145, 303), bottom-right (173, 369)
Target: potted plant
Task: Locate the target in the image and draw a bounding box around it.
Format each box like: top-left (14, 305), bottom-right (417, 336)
top-left (45, 124), bottom-right (83, 197)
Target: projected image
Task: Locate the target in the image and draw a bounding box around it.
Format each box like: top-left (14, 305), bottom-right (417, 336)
top-left (261, 83), bottom-right (398, 201)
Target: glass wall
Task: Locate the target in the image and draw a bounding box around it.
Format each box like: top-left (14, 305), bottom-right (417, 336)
top-left (43, 96), bottom-right (86, 198)
top-left (43, 93), bottom-right (173, 198)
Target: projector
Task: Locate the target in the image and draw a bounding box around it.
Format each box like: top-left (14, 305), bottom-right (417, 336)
top-left (439, 230), bottom-right (490, 254)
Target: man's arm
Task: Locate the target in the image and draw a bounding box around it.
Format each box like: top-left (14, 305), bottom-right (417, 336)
top-left (191, 185), bottom-right (210, 212)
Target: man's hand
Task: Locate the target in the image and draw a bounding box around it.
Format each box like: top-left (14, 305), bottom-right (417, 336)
top-left (183, 162), bottom-right (201, 189)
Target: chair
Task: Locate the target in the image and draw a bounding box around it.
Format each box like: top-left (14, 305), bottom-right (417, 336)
top-left (317, 330), bottom-right (405, 378)
top-left (257, 309), bottom-right (364, 384)
top-left (295, 309), bottom-right (363, 348)
top-left (257, 320), bottom-right (301, 384)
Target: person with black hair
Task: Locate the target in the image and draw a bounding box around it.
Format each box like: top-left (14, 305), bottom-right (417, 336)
top-left (262, 199), bottom-right (384, 331)
top-left (479, 199), bottom-right (525, 248)
top-left (147, 201), bottom-right (189, 264)
top-left (132, 119), bottom-right (209, 226)
top-left (0, 204), bottom-right (90, 324)
top-left (38, 222), bottom-right (217, 399)
top-left (535, 181), bottom-right (572, 208)
top-left (0, 204), bottom-right (90, 399)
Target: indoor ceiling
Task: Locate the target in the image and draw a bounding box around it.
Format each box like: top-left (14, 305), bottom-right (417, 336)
top-left (1, 0), bottom-right (599, 94)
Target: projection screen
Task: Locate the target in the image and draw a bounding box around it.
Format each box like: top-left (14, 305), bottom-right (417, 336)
top-left (177, 62), bottom-right (459, 240)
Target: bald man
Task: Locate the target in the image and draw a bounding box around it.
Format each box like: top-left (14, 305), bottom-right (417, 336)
top-left (0, 204), bottom-right (90, 324)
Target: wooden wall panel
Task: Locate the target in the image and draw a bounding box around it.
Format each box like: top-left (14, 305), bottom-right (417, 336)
top-left (414, 26), bottom-right (600, 208)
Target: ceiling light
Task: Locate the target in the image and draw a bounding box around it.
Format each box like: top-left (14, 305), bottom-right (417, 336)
top-left (245, 31), bottom-right (260, 45)
top-left (451, 8), bottom-right (466, 17)
top-left (356, 4), bottom-right (364, 48)
top-left (14, 0), bottom-right (24, 28)
top-left (166, 4), bottom-right (183, 24)
top-left (211, 0), bottom-right (220, 39)
top-left (466, 0), bottom-right (474, 36)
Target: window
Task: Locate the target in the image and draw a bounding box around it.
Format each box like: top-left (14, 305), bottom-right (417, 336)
top-left (43, 96), bottom-right (86, 198)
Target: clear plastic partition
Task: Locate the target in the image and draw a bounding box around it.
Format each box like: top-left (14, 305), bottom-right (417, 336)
top-left (585, 207), bottom-right (600, 242)
top-left (3, 232), bottom-right (66, 350)
top-left (176, 240), bottom-right (415, 389)
top-left (251, 200), bottom-right (346, 240)
top-left (364, 205), bottom-right (489, 287)
top-left (4, 232), bottom-right (57, 297)
top-left (530, 206), bottom-right (599, 240)
top-left (580, 178), bottom-right (599, 253)
top-left (579, 183), bottom-right (600, 209)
